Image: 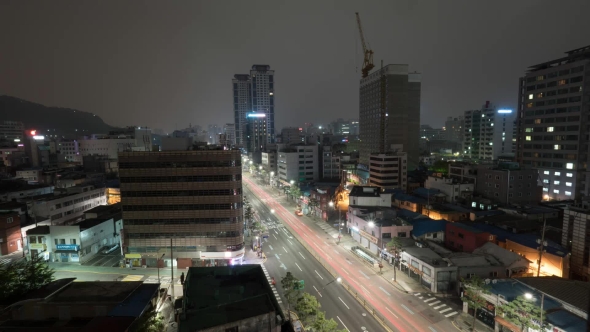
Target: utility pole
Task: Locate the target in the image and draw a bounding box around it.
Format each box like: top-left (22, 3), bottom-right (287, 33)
top-left (537, 214), bottom-right (547, 277)
top-left (170, 238), bottom-right (174, 298)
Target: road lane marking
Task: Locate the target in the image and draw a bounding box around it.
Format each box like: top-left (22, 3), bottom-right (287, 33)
top-left (313, 285), bottom-right (322, 297)
top-left (298, 252), bottom-right (306, 259)
top-left (379, 286), bottom-right (391, 296)
top-left (283, 246), bottom-right (288, 253)
top-left (273, 234), bottom-right (277, 240)
top-left (269, 245), bottom-right (274, 250)
top-left (315, 270), bottom-right (324, 280)
top-left (295, 263), bottom-right (302, 271)
top-left (274, 254), bottom-right (280, 259)
top-left (401, 304), bottom-right (414, 314)
top-left (359, 270), bottom-right (370, 279)
top-left (341, 268), bottom-right (350, 275)
top-left (333, 249), bottom-right (340, 255)
top-left (434, 304), bottom-right (446, 309)
top-left (385, 307), bottom-right (399, 318)
top-left (439, 308), bottom-right (452, 314)
top-left (323, 241), bottom-right (328, 245)
top-left (337, 316), bottom-right (350, 331)
top-left (424, 297), bottom-right (437, 303)
top-left (445, 312), bottom-right (458, 318)
top-left (346, 259), bottom-right (353, 265)
top-left (315, 234), bottom-right (321, 239)
top-left (361, 285), bottom-right (372, 297)
top-left (418, 296), bottom-right (424, 299)
top-left (287, 239), bottom-right (293, 245)
top-left (274, 230), bottom-right (279, 234)
top-left (429, 300), bottom-right (441, 306)
top-left (429, 327), bottom-right (438, 332)
top-left (338, 297), bottom-right (350, 309)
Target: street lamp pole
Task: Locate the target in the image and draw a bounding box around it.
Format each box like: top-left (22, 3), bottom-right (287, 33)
top-left (157, 253), bottom-right (165, 283)
top-left (322, 277), bottom-right (342, 289)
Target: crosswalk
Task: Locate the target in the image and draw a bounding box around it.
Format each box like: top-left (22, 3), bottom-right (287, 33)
top-left (0, 258), bottom-right (12, 266)
top-left (413, 293), bottom-right (458, 318)
top-left (121, 274), bottom-right (144, 282)
top-left (261, 265), bottom-right (282, 305)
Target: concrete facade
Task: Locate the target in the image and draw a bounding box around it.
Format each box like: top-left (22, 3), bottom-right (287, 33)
top-left (277, 144), bottom-right (319, 183)
top-left (368, 147), bottom-right (408, 190)
top-left (475, 164), bottom-right (542, 205)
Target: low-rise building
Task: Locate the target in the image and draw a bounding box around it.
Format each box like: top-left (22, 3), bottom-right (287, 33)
top-left (26, 211), bottom-right (122, 263)
top-left (392, 193), bottom-right (426, 213)
top-left (348, 185), bottom-right (392, 207)
top-left (445, 222), bottom-right (495, 253)
top-left (0, 211), bottom-right (21, 255)
top-left (368, 145), bottom-right (408, 190)
top-left (277, 144), bottom-right (319, 183)
top-left (178, 265), bottom-right (285, 332)
top-left (348, 207), bottom-right (413, 255)
top-left (0, 180), bottom-right (54, 203)
top-left (475, 162), bottom-right (542, 205)
top-left (425, 175), bottom-right (474, 203)
top-left (321, 145), bottom-right (341, 180)
top-left (563, 205), bottom-right (590, 281)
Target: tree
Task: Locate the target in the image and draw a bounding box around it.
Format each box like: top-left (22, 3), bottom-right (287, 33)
top-left (460, 276), bottom-right (490, 332)
top-left (387, 237), bottom-right (403, 281)
top-left (290, 186), bottom-right (302, 200)
top-left (295, 292), bottom-right (321, 325)
top-left (281, 272), bottom-right (302, 321)
top-left (0, 255), bottom-right (55, 302)
top-left (311, 311), bottom-right (346, 332)
top-left (308, 198), bottom-right (319, 217)
top-left (134, 309), bottom-right (165, 332)
top-left (430, 160), bottom-right (449, 174)
top-left (498, 296), bottom-right (546, 331)
top-left (251, 221), bottom-right (265, 233)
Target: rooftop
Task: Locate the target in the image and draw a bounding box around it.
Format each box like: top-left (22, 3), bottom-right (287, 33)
top-left (76, 214), bottom-right (120, 231)
top-left (48, 281), bottom-right (143, 303)
top-left (180, 265), bottom-right (281, 331)
top-left (409, 218), bottom-right (447, 237)
top-left (349, 186), bottom-right (382, 197)
top-left (448, 222), bottom-right (486, 234)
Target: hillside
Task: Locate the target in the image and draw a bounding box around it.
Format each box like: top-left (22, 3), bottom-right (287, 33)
top-left (0, 95), bottom-right (116, 138)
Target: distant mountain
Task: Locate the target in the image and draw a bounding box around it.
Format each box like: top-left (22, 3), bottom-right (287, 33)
top-left (0, 95), bottom-right (116, 138)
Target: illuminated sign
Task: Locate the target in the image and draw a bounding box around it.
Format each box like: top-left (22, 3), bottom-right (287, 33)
top-left (359, 230), bottom-right (378, 244)
top-left (33, 135), bottom-right (45, 140)
top-left (30, 130), bottom-right (36, 136)
top-left (13, 139), bottom-right (20, 142)
top-left (498, 109), bottom-right (512, 114)
top-left (247, 113), bottom-right (266, 118)
top-left (56, 244), bottom-right (79, 251)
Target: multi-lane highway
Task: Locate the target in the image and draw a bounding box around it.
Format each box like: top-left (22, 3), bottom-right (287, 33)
top-left (245, 175), bottom-right (458, 332)
top-left (246, 185), bottom-right (385, 332)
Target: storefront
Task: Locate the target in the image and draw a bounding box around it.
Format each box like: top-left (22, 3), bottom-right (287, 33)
top-left (55, 244), bottom-right (80, 263)
top-left (125, 253), bottom-right (142, 267)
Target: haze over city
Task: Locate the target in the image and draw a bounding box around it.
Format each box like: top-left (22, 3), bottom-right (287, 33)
top-left (2, 0), bottom-right (590, 131)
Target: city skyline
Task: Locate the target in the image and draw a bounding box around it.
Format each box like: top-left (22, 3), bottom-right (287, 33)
top-left (2, 1), bottom-right (590, 132)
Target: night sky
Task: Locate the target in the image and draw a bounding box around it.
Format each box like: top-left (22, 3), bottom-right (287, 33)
top-left (2, 0), bottom-right (589, 133)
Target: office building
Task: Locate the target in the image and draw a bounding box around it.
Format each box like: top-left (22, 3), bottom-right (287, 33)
top-left (516, 45), bottom-right (590, 201)
top-left (118, 148), bottom-right (244, 267)
top-left (563, 205), bottom-right (590, 280)
top-left (368, 145), bottom-right (408, 190)
top-left (77, 127), bottom-right (152, 160)
top-left (232, 65), bottom-right (275, 150)
top-left (359, 64), bottom-right (421, 170)
top-left (474, 162), bottom-right (542, 205)
top-left (277, 144), bottom-right (319, 184)
top-left (420, 125), bottom-right (446, 140)
top-left (223, 123), bottom-right (236, 146)
top-left (247, 112), bottom-right (268, 163)
top-left (280, 127), bottom-right (302, 145)
top-left (321, 145), bottom-right (340, 180)
top-left (493, 109), bottom-right (517, 158)
top-left (444, 116), bottom-right (464, 143)
top-left (0, 121), bottom-right (24, 141)
top-left (330, 118), bottom-right (359, 136)
top-left (463, 101), bottom-right (496, 161)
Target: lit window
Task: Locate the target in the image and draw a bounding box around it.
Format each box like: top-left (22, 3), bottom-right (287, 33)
top-left (558, 79), bottom-right (566, 85)
top-left (566, 182), bottom-right (572, 187)
top-left (554, 145), bottom-right (561, 150)
top-left (566, 163), bottom-right (574, 169)
top-left (555, 172), bottom-right (561, 176)
top-left (525, 128), bottom-right (533, 133)
top-left (527, 103), bottom-right (533, 108)
top-left (534, 119), bottom-right (542, 124)
top-left (547, 127), bottom-right (554, 132)
top-left (543, 171), bottom-right (550, 175)
top-left (526, 136), bottom-right (532, 141)
top-left (543, 187), bottom-right (548, 192)
top-left (537, 93), bottom-right (543, 98)
top-left (553, 189), bottom-right (560, 194)
top-left (566, 173), bottom-right (573, 177)
top-left (554, 181), bottom-right (560, 185)
top-left (489, 142), bottom-right (493, 146)
top-left (537, 76), bottom-right (544, 81)
top-left (565, 191), bottom-right (572, 196)
top-left (543, 179), bottom-right (549, 184)
top-left (529, 94), bottom-right (534, 100)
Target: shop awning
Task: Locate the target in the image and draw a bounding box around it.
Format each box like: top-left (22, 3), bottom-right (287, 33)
top-left (125, 254), bottom-right (142, 259)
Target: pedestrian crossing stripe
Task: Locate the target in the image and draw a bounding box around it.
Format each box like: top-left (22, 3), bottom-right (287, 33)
top-left (122, 275), bottom-right (143, 282)
top-left (413, 293), bottom-right (458, 318)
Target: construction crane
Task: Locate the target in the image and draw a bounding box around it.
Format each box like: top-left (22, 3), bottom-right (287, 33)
top-left (355, 12), bottom-right (375, 78)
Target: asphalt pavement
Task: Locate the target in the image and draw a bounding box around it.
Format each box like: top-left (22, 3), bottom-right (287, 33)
top-left (246, 187), bottom-right (385, 332)
top-left (245, 174), bottom-right (459, 332)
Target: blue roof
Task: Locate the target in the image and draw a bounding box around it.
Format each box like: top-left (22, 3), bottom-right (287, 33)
top-left (413, 187), bottom-right (441, 199)
top-left (394, 193), bottom-right (427, 204)
top-left (488, 281), bottom-right (587, 332)
top-left (472, 210), bottom-right (505, 218)
top-left (471, 223), bottom-right (568, 257)
top-left (384, 188), bottom-right (405, 195)
top-left (440, 203), bottom-right (472, 213)
top-left (108, 283), bottom-right (159, 318)
top-left (410, 219), bottom-right (448, 237)
top-left (396, 209), bottom-right (428, 221)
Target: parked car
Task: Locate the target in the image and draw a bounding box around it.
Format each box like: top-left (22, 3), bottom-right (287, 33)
top-left (102, 244), bottom-right (120, 254)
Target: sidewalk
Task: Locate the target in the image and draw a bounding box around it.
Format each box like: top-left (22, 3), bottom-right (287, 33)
top-left (453, 312), bottom-right (494, 332)
top-left (259, 180), bottom-right (426, 295)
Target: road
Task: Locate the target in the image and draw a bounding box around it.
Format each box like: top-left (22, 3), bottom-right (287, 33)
top-left (246, 186), bottom-right (384, 332)
top-left (82, 248), bottom-right (122, 267)
top-left (245, 175), bottom-right (457, 332)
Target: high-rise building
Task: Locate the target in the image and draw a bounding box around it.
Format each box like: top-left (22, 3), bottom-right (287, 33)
top-left (232, 65), bottom-right (275, 150)
top-left (463, 103), bottom-right (516, 161)
top-left (246, 112), bottom-right (267, 158)
top-left (0, 121), bottom-right (24, 141)
top-left (359, 64), bottom-right (421, 170)
top-left (223, 123), bottom-right (236, 146)
top-left (118, 148), bottom-right (244, 267)
top-left (280, 127), bottom-right (301, 145)
top-left (368, 145), bottom-right (407, 190)
top-left (516, 46), bottom-right (590, 201)
top-left (444, 116), bottom-right (464, 143)
top-left (232, 74), bottom-right (251, 147)
top-left (207, 125), bottom-right (222, 145)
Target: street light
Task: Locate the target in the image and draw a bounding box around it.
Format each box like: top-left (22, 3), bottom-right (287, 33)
top-left (322, 277), bottom-right (342, 289)
top-left (270, 209), bottom-right (275, 214)
top-left (368, 221), bottom-right (375, 228)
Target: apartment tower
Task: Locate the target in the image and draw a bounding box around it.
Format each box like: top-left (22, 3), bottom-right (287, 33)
top-left (516, 46), bottom-right (590, 201)
top-left (359, 64), bottom-right (421, 170)
top-left (119, 148), bottom-right (244, 267)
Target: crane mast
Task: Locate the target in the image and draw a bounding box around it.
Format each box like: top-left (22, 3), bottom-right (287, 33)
top-left (355, 12), bottom-right (375, 78)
